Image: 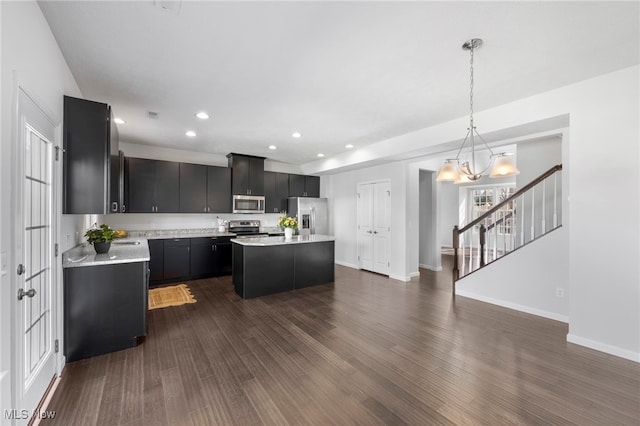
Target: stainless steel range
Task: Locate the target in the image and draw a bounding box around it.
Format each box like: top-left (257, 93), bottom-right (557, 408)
top-left (228, 220), bottom-right (268, 239)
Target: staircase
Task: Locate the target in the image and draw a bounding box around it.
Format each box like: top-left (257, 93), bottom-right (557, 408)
top-left (452, 164), bottom-right (563, 291)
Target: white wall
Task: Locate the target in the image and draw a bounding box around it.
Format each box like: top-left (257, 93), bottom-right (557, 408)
top-left (456, 227), bottom-right (569, 322)
top-left (98, 212), bottom-right (284, 232)
top-left (328, 161), bottom-right (409, 280)
top-left (1, 0), bottom-right (83, 414)
top-left (451, 66), bottom-right (639, 361)
top-left (418, 170), bottom-right (439, 270)
top-left (438, 181), bottom-right (458, 248)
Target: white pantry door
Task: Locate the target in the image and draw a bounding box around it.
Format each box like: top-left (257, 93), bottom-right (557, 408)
top-left (13, 89), bottom-right (57, 425)
top-left (357, 181), bottom-right (390, 275)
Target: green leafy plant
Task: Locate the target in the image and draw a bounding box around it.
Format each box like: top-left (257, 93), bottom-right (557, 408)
top-left (84, 223), bottom-right (116, 244)
top-left (278, 213), bottom-right (298, 229)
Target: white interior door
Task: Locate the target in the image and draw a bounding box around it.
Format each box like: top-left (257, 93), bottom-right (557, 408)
top-left (372, 181), bottom-right (390, 275)
top-left (357, 183), bottom-right (374, 271)
top-left (13, 89), bottom-right (57, 424)
top-left (357, 181), bottom-right (390, 275)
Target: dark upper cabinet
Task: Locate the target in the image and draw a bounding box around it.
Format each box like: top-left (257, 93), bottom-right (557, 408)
top-left (63, 95), bottom-right (121, 214)
top-left (227, 153), bottom-right (265, 196)
top-left (264, 171), bottom-right (289, 213)
top-left (180, 163), bottom-right (231, 213)
top-left (179, 163), bottom-right (207, 213)
top-left (126, 157), bottom-right (179, 213)
top-left (207, 166), bottom-right (231, 213)
top-left (289, 174), bottom-right (320, 197)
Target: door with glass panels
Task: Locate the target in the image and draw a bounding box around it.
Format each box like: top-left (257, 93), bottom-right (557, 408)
top-left (14, 89), bottom-right (57, 424)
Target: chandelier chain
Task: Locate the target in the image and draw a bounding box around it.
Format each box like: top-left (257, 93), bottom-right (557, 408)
top-left (469, 44), bottom-right (474, 124)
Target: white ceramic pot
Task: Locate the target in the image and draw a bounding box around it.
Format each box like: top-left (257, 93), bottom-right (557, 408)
top-left (284, 228), bottom-right (293, 240)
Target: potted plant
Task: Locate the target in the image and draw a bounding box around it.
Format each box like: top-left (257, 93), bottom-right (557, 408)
top-left (84, 223), bottom-right (117, 254)
top-left (278, 213), bottom-right (298, 240)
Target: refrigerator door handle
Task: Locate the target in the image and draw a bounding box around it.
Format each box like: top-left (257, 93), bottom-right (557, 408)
top-left (310, 207), bottom-right (316, 234)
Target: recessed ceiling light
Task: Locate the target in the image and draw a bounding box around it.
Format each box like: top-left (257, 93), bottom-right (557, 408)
top-left (185, 130), bottom-right (197, 137)
top-left (114, 117), bottom-right (125, 124)
top-left (196, 112), bottom-right (209, 120)
top-left (292, 132), bottom-right (302, 138)
top-left (317, 153), bottom-right (325, 158)
top-left (345, 144), bottom-right (354, 149)
top-left (269, 145), bottom-right (277, 150)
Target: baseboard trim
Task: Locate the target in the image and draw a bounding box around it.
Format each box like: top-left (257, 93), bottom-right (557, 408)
top-left (334, 260), bottom-right (359, 270)
top-left (455, 289), bottom-right (569, 323)
top-left (419, 263), bottom-right (442, 271)
top-left (566, 333), bottom-right (640, 363)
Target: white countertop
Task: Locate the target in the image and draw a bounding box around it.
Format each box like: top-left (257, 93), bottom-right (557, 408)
top-left (231, 234), bottom-right (335, 246)
top-left (63, 238), bottom-right (150, 268)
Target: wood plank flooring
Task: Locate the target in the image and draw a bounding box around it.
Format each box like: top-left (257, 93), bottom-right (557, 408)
top-left (43, 258), bottom-right (640, 425)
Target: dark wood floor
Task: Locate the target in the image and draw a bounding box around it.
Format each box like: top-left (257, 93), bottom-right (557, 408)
top-left (44, 258), bottom-right (640, 425)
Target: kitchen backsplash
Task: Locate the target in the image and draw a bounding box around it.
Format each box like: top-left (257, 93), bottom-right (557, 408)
top-left (97, 213), bottom-right (284, 231)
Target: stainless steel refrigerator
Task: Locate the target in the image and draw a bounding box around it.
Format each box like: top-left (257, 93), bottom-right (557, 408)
top-left (287, 197), bottom-right (329, 236)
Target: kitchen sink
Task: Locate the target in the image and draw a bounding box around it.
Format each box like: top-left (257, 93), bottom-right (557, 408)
top-left (112, 240), bottom-right (141, 245)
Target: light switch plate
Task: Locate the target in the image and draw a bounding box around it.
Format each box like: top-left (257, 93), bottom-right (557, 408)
top-left (0, 251), bottom-right (8, 276)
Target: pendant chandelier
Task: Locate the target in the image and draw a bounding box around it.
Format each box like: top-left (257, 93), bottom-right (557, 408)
top-left (437, 39), bottom-right (519, 183)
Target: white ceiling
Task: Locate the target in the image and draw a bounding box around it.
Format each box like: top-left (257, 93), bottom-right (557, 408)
top-left (39, 1), bottom-right (639, 167)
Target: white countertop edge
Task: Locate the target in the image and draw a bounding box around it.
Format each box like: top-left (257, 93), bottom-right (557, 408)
top-left (231, 235), bottom-right (335, 246)
top-left (63, 239), bottom-right (150, 268)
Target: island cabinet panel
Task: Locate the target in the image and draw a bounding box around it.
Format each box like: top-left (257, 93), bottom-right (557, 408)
top-left (179, 163), bottom-right (208, 213)
top-left (126, 157), bottom-right (179, 213)
top-left (64, 261), bottom-right (148, 362)
top-left (294, 241), bottom-right (335, 288)
top-left (264, 171), bottom-right (289, 213)
top-left (207, 166), bottom-right (232, 213)
top-left (233, 244), bottom-right (294, 298)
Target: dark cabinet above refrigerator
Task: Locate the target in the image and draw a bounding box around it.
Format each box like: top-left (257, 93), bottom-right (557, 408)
top-left (227, 153), bottom-right (265, 196)
top-left (63, 95), bottom-right (122, 214)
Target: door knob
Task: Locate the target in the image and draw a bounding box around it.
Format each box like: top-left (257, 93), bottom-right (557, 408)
top-left (17, 264), bottom-right (25, 275)
top-left (373, 231), bottom-right (378, 234)
top-left (17, 288), bottom-right (36, 301)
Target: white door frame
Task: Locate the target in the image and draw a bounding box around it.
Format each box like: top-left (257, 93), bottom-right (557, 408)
top-left (9, 80), bottom-right (63, 424)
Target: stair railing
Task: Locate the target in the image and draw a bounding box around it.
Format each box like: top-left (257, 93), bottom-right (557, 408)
top-left (452, 164), bottom-right (563, 290)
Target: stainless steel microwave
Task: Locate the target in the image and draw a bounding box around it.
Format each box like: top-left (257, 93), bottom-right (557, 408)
top-left (232, 195), bottom-right (265, 214)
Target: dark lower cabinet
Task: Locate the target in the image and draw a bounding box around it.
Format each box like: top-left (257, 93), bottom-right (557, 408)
top-left (149, 237), bottom-right (232, 285)
top-left (64, 261), bottom-right (148, 362)
top-left (190, 237), bottom-right (232, 278)
top-left (148, 239), bottom-right (164, 282)
top-left (163, 238), bottom-right (190, 281)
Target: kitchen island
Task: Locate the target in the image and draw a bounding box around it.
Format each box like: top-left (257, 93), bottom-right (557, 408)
top-left (62, 239), bottom-right (150, 361)
top-left (232, 235), bottom-right (335, 299)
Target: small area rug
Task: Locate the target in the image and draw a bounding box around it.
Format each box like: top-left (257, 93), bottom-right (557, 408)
top-left (148, 283), bottom-right (196, 310)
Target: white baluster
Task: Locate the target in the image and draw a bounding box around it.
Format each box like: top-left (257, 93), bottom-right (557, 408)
top-left (553, 173), bottom-right (558, 228)
top-left (493, 212), bottom-right (504, 260)
top-left (541, 178), bottom-right (546, 233)
top-left (460, 234), bottom-right (466, 277)
top-left (530, 186), bottom-right (535, 241)
top-left (520, 194), bottom-right (525, 247)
